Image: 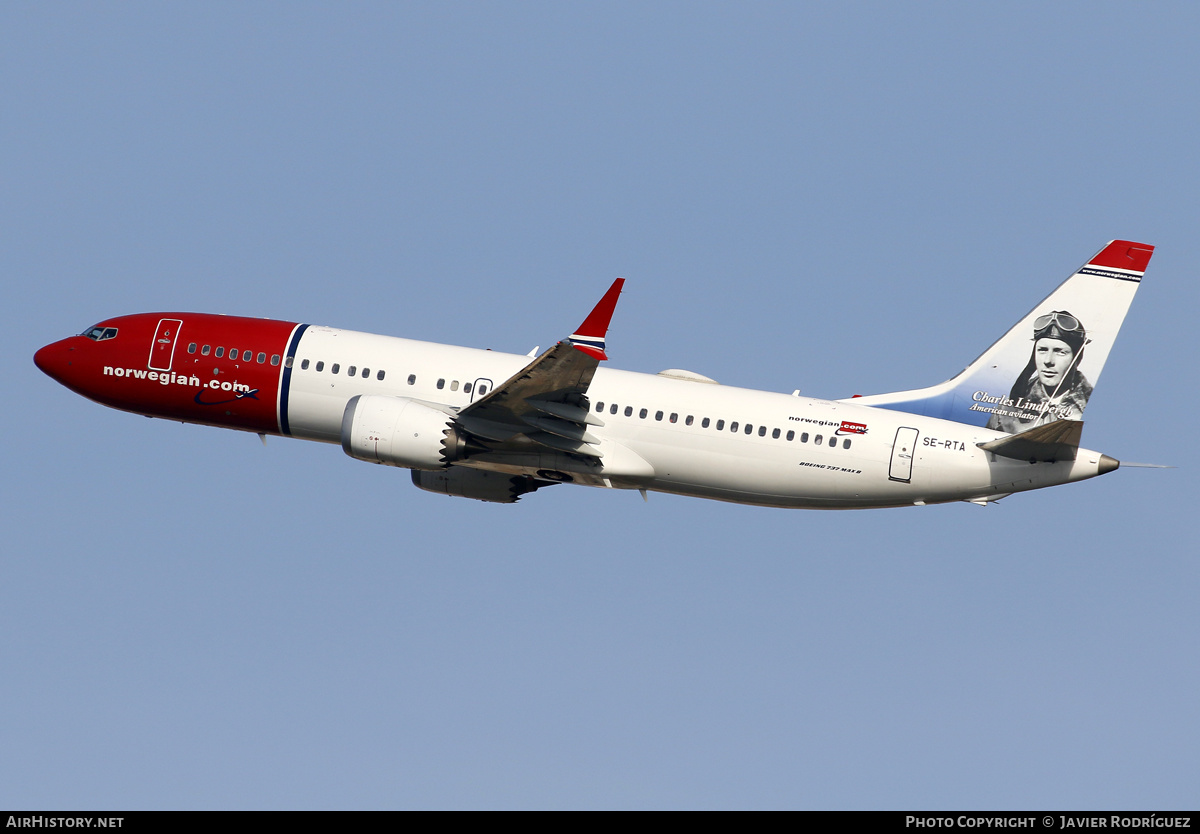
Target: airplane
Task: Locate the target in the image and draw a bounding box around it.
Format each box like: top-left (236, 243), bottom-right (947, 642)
top-left (34, 240), bottom-right (1154, 509)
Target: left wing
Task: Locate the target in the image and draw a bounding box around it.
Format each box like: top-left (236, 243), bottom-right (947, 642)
top-left (454, 278), bottom-right (624, 458)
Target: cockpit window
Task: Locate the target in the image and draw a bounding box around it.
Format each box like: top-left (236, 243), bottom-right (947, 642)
top-left (82, 326), bottom-right (118, 341)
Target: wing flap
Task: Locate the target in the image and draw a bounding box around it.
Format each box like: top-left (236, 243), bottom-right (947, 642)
top-left (526, 398), bottom-right (605, 426)
top-left (527, 431), bottom-right (603, 457)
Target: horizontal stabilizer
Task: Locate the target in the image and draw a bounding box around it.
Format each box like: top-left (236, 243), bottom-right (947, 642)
top-left (977, 419), bottom-right (1083, 463)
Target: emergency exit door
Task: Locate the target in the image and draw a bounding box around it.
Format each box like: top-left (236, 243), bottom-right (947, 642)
top-left (889, 427), bottom-right (919, 483)
top-left (148, 318), bottom-right (183, 372)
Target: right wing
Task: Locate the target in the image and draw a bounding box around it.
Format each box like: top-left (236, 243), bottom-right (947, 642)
top-left (454, 279), bottom-right (624, 459)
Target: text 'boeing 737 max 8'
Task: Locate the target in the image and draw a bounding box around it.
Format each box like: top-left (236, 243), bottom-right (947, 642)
top-left (35, 240), bottom-right (1154, 508)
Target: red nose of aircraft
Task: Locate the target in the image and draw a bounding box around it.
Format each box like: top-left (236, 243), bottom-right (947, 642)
top-left (34, 338), bottom-right (79, 387)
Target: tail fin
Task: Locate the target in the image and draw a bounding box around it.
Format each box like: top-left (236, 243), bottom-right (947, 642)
top-left (847, 240), bottom-right (1154, 431)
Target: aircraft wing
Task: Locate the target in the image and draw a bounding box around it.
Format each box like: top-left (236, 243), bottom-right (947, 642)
top-left (454, 279), bottom-right (624, 458)
top-left (977, 419), bottom-right (1083, 463)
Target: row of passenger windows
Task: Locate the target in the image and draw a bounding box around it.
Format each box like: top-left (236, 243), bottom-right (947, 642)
top-left (592, 401), bottom-right (853, 449)
top-left (295, 359), bottom-right (491, 397)
top-left (299, 358), bottom-right (389, 381)
top-left (436, 378), bottom-right (489, 396)
top-left (187, 343), bottom-right (280, 366)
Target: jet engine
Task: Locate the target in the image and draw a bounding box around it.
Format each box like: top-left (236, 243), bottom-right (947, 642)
top-left (341, 395), bottom-right (470, 470)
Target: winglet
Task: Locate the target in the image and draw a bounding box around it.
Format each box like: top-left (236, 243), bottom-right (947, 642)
top-left (569, 278), bottom-right (624, 360)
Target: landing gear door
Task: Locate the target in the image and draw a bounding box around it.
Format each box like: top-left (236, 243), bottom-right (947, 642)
top-left (889, 427), bottom-right (919, 483)
top-left (470, 378), bottom-right (494, 403)
top-left (149, 318), bottom-right (184, 372)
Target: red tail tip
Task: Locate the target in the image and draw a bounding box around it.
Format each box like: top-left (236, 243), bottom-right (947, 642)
top-left (1090, 240), bottom-right (1154, 273)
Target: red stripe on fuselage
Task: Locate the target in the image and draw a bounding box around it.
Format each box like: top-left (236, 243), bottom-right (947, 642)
top-left (37, 313), bottom-right (299, 434)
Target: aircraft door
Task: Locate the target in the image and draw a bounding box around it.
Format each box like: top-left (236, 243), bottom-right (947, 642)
top-left (148, 318), bottom-right (184, 372)
top-left (470, 378), bottom-right (494, 402)
top-left (889, 427), bottom-right (919, 483)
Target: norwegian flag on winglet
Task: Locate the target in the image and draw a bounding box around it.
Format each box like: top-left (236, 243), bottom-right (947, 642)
top-left (568, 278), bottom-right (625, 360)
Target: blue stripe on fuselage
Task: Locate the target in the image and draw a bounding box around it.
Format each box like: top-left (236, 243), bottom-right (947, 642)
top-left (279, 323), bottom-right (309, 436)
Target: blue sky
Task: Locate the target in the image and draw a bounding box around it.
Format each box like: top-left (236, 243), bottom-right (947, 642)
top-left (2, 2), bottom-right (1197, 809)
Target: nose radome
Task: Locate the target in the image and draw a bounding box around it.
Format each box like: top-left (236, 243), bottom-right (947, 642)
top-left (34, 339), bottom-right (74, 382)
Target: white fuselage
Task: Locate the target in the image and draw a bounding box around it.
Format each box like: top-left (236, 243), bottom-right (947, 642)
top-left (283, 326), bottom-right (1109, 509)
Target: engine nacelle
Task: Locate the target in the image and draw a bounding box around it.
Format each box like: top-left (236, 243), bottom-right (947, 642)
top-left (411, 468), bottom-right (546, 504)
top-left (341, 395), bottom-right (463, 470)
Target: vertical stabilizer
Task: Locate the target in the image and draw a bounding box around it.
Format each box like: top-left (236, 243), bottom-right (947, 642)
top-left (847, 241), bottom-right (1153, 431)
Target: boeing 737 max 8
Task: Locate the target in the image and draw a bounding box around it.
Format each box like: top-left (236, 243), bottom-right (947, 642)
top-left (34, 240), bottom-right (1153, 508)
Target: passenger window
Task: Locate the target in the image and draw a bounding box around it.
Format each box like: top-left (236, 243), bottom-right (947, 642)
top-left (272, 355), bottom-right (281, 366)
top-left (438, 379), bottom-right (446, 390)
top-left (348, 365), bottom-right (357, 376)
top-left (450, 380), bottom-right (459, 391)
top-left (462, 382), bottom-right (470, 392)
top-left (362, 367), bottom-right (369, 378)
top-left (377, 370), bottom-right (385, 381)
top-left (315, 361), bottom-right (324, 372)
top-left (187, 343), bottom-right (197, 354)
top-left (201, 345), bottom-right (211, 356)
top-left (801, 432), bottom-right (809, 443)
top-left (772, 428), bottom-right (780, 439)
top-left (843, 439), bottom-right (852, 449)
top-left (716, 420), bottom-right (725, 430)
top-left (685, 415), bottom-right (694, 426)
top-left (815, 434), bottom-right (823, 444)
top-left (702, 418), bottom-right (710, 428)
top-left (215, 347), bottom-right (224, 358)
top-left (829, 436), bottom-right (837, 447)
top-left (786, 430), bottom-right (794, 441)
top-left (229, 349), bottom-right (238, 360)
top-left (746, 424), bottom-right (754, 435)
top-left (639, 408), bottom-right (647, 418)
top-left (730, 422), bottom-right (739, 432)
top-left (610, 403), bottom-right (618, 414)
top-left (285, 356), bottom-right (293, 368)
top-left (301, 359), bottom-right (310, 370)
top-left (655, 411), bottom-right (663, 421)
top-left (409, 374), bottom-right (417, 386)
top-left (595, 401), bottom-right (603, 411)
top-left (478, 385), bottom-right (487, 395)
top-left (625, 406), bottom-right (634, 417)
top-left (669, 413), bottom-right (678, 423)
top-left (257, 352), bottom-right (266, 364)
top-left (332, 364), bottom-right (340, 374)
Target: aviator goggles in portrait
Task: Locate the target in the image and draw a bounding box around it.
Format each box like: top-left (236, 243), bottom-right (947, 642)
top-left (1033, 311), bottom-right (1082, 332)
